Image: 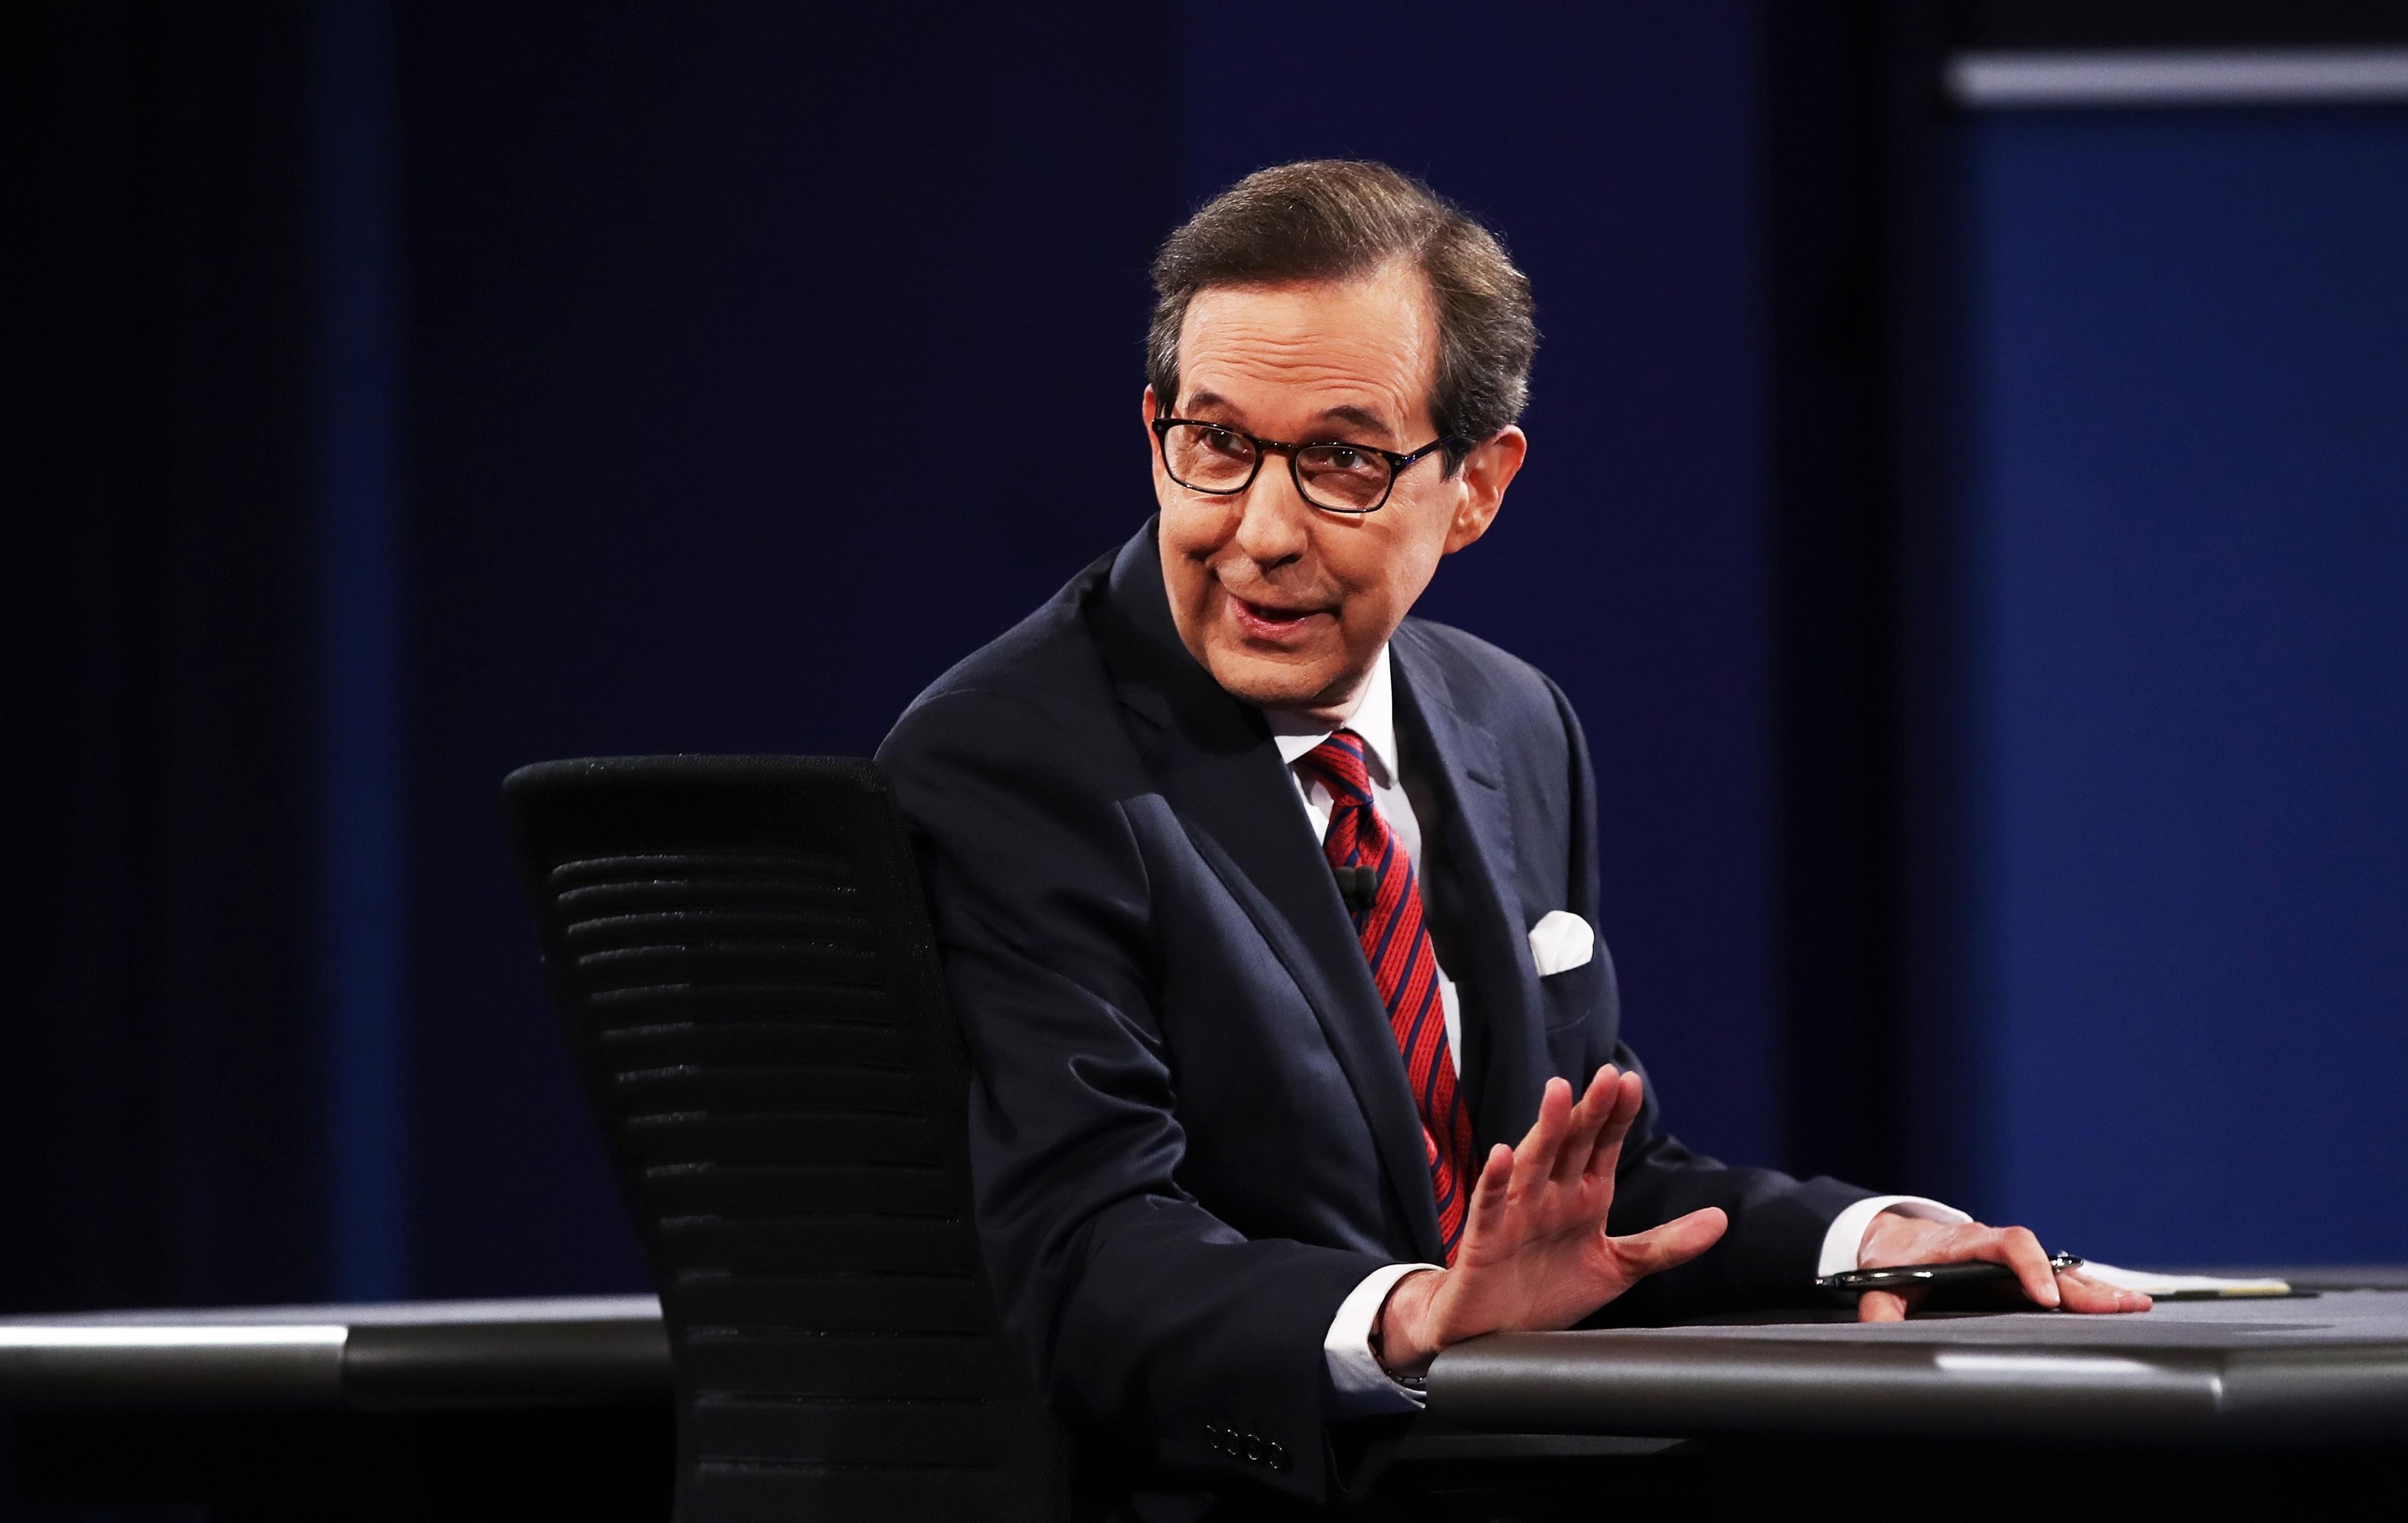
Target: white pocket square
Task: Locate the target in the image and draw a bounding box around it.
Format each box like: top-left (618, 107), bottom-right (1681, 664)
top-left (1526, 910), bottom-right (1595, 977)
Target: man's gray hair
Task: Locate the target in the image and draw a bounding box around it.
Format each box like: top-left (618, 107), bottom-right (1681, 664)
top-left (1146, 160), bottom-right (1537, 474)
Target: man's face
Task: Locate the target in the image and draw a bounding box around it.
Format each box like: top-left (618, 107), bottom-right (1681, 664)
top-left (1148, 260), bottom-right (1525, 716)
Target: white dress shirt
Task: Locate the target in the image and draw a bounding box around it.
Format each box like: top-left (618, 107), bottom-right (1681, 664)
top-left (1262, 646), bottom-right (1966, 1413)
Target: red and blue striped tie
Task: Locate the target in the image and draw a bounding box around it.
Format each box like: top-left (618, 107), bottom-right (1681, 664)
top-left (1297, 730), bottom-right (1477, 1263)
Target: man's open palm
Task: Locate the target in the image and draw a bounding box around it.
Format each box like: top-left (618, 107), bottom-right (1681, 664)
top-left (1379, 1067), bottom-right (1727, 1370)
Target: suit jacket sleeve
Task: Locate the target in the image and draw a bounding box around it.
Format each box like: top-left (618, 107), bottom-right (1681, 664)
top-left (1538, 673), bottom-right (1876, 1319)
top-left (878, 685), bottom-right (1388, 1505)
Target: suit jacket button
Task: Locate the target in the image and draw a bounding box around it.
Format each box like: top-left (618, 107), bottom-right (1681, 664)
top-left (1267, 1440), bottom-right (1290, 1472)
top-left (1244, 1434), bottom-right (1264, 1465)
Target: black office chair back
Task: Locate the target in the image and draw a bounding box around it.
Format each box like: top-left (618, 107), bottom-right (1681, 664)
top-left (504, 756), bottom-right (1067, 1522)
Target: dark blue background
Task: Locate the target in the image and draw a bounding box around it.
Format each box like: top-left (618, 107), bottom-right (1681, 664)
top-left (398, 4), bottom-right (1792, 1297)
top-left (11, 2), bottom-right (2405, 1314)
top-left (1947, 109), bottom-right (2408, 1262)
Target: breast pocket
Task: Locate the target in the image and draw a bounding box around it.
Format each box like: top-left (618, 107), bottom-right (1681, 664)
top-left (1539, 953), bottom-right (1603, 1035)
top-left (1530, 910), bottom-right (1599, 1031)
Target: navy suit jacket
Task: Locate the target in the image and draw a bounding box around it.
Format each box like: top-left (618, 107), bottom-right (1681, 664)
top-left (878, 522), bottom-right (1871, 1508)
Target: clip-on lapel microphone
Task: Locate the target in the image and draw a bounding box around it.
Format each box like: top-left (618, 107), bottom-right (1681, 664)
top-left (1334, 864), bottom-right (1379, 915)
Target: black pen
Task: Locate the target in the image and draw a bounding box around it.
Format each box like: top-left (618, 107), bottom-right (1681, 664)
top-left (1817, 1251), bottom-right (2083, 1295)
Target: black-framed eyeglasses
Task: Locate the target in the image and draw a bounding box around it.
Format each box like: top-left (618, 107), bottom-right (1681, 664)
top-left (1150, 417), bottom-right (1459, 515)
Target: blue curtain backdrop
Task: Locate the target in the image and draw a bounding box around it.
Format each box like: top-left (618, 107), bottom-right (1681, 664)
top-left (1938, 107), bottom-right (2408, 1262)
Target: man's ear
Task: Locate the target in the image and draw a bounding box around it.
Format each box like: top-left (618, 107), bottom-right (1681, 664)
top-left (1143, 384), bottom-right (1160, 426)
top-left (1443, 425), bottom-right (1527, 554)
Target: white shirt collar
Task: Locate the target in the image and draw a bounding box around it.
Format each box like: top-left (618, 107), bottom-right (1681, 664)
top-left (1262, 644), bottom-right (1398, 787)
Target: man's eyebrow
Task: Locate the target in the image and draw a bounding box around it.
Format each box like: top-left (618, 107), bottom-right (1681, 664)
top-left (1313, 404), bottom-right (1398, 443)
top-left (1176, 394), bottom-right (1399, 441)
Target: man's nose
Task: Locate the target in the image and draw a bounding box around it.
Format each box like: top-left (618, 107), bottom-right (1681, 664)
top-left (1228, 456), bottom-right (1311, 568)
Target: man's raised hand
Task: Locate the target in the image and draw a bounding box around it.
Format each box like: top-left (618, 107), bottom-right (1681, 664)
top-left (1373, 1066), bottom-right (1726, 1373)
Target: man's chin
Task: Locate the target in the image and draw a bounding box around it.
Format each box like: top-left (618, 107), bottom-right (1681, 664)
top-left (1203, 647), bottom-right (1354, 713)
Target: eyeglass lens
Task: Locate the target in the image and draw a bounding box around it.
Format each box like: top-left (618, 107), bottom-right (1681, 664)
top-left (1161, 423), bottom-right (1391, 512)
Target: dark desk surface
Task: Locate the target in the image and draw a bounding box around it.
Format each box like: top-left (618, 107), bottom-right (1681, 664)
top-left (6, 1269), bottom-right (2407, 1446)
top-left (5, 1276), bottom-right (2405, 1517)
top-left (0, 1298), bottom-right (672, 1518)
top-left (0, 1295), bottom-right (665, 1410)
top-left (1429, 1279), bottom-right (2408, 1445)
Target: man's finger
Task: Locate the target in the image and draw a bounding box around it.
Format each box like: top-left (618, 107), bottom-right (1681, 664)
top-left (1609, 1206), bottom-right (1726, 1279)
top-left (1456, 1144), bottom-right (1517, 1258)
top-left (2057, 1267), bottom-right (2151, 1315)
top-left (1551, 1067), bottom-right (1620, 1185)
top-left (1858, 1289), bottom-right (1910, 1323)
top-left (1511, 1076), bottom-right (1574, 1200)
top-left (1583, 1067), bottom-right (1646, 1180)
top-left (1988, 1226), bottom-right (2061, 1308)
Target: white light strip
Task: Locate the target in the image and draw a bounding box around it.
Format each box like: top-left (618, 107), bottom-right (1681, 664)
top-left (0, 1325), bottom-right (347, 1350)
top-left (1948, 49), bottom-right (2408, 110)
top-left (1937, 1351), bottom-right (2159, 1380)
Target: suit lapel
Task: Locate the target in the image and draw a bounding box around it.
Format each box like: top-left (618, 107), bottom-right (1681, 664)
top-left (1088, 525), bottom-right (1445, 1262)
top-left (1389, 624), bottom-right (1548, 1159)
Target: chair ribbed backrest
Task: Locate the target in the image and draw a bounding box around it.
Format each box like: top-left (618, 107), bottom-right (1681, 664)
top-left (503, 756), bottom-right (1066, 1522)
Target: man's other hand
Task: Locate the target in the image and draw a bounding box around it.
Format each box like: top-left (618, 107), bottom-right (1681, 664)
top-left (1373, 1066), bottom-right (1726, 1374)
top-left (1852, 1213), bottom-right (2155, 1323)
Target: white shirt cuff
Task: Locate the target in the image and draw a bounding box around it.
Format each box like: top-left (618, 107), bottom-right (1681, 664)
top-left (1323, 1262), bottom-right (1442, 1416)
top-left (1817, 1194), bottom-right (1971, 1278)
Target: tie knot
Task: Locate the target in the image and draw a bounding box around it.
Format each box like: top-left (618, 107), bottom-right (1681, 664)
top-left (1298, 730), bottom-right (1375, 807)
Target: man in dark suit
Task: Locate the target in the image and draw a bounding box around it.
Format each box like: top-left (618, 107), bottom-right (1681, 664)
top-left (877, 161), bottom-right (2146, 1515)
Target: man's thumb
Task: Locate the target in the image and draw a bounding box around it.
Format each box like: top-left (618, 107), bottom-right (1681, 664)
top-left (1616, 1207), bottom-right (1728, 1278)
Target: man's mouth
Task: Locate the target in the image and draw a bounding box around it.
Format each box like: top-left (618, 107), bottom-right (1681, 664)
top-left (1225, 589), bottom-right (1333, 643)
